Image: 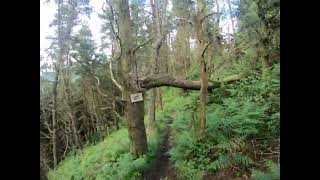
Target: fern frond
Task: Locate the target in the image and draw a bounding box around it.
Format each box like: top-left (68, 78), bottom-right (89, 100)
top-left (232, 153), bottom-right (253, 167)
top-left (208, 154), bottom-right (230, 171)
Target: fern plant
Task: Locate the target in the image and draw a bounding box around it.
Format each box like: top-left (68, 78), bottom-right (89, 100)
top-left (251, 161), bottom-right (279, 180)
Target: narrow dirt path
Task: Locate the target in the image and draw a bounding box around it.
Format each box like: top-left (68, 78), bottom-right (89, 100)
top-left (144, 118), bottom-right (177, 180)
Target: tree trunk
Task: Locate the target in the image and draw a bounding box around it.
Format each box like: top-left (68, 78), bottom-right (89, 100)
top-left (116, 0), bottom-right (148, 158)
top-left (113, 100), bottom-right (120, 130)
top-left (199, 59), bottom-right (208, 137)
top-left (140, 72), bottom-right (247, 90)
top-left (147, 0), bottom-right (163, 132)
top-left (196, 0), bottom-right (209, 137)
top-left (56, 0), bottom-right (82, 150)
top-left (157, 88), bottom-right (163, 111)
top-left (226, 0), bottom-right (235, 34)
top-left (261, 54), bottom-right (270, 78)
top-left (51, 66), bottom-right (59, 168)
top-left (59, 64), bottom-right (82, 150)
top-left (91, 85), bottom-right (102, 138)
top-left (147, 89), bottom-right (156, 132)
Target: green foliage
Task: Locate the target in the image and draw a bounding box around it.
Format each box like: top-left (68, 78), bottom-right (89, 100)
top-left (48, 127), bottom-right (162, 180)
top-left (163, 64), bottom-right (279, 179)
top-left (251, 161), bottom-right (280, 180)
top-left (207, 154), bottom-right (230, 171)
top-left (174, 160), bottom-right (205, 180)
top-left (48, 98), bottom-right (170, 180)
top-left (232, 153), bottom-right (254, 167)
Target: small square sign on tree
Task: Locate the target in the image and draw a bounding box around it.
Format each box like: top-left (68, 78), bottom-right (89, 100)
top-left (130, 93), bottom-right (143, 103)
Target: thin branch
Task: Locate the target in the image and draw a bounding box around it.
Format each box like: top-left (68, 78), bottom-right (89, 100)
top-left (174, 18), bottom-right (193, 25)
top-left (44, 121), bottom-right (53, 134)
top-left (105, 0), bottom-right (122, 61)
top-left (94, 77), bottom-right (109, 98)
top-left (200, 12), bottom-right (219, 23)
top-left (132, 37), bottom-right (153, 53)
top-left (40, 131), bottom-right (52, 139)
top-left (201, 41), bottom-right (213, 58)
top-left (109, 62), bottom-right (124, 91)
top-left (100, 106), bottom-right (124, 121)
top-left (142, 9), bottom-right (153, 15)
top-left (94, 76), bottom-right (100, 86)
top-left (62, 134), bottom-right (69, 157)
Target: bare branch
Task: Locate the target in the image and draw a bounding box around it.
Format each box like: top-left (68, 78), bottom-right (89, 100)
top-left (212, 71), bottom-right (249, 83)
top-left (174, 18), bottom-right (193, 25)
top-left (140, 74), bottom-right (219, 90)
top-left (109, 62), bottom-right (124, 91)
top-left (105, 0), bottom-right (122, 60)
top-left (100, 107), bottom-right (124, 121)
top-left (201, 41), bottom-right (213, 58)
top-left (140, 72), bottom-right (249, 90)
top-left (200, 12), bottom-right (219, 24)
top-left (40, 131), bottom-right (52, 139)
top-left (94, 77), bottom-right (109, 98)
top-left (132, 37), bottom-right (153, 53)
top-left (62, 134), bottom-right (69, 157)
top-left (44, 121), bottom-right (53, 134)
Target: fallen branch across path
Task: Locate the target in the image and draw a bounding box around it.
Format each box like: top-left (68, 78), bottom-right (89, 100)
top-left (139, 71), bottom-right (249, 91)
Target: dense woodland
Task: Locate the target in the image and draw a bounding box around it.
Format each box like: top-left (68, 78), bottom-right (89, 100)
top-left (40, 0), bottom-right (280, 179)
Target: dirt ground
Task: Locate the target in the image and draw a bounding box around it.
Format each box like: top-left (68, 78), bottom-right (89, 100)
top-left (143, 118), bottom-right (177, 180)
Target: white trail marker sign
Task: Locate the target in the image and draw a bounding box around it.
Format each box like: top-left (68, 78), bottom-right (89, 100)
top-left (130, 93), bottom-right (143, 103)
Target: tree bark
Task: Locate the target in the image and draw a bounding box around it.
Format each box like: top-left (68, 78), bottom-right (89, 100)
top-left (114, 0), bottom-right (248, 158)
top-left (140, 74), bottom-right (218, 90)
top-left (91, 85), bottom-right (103, 137)
top-left (157, 88), bottom-right (163, 111)
top-left (261, 54), bottom-right (270, 78)
top-left (140, 71), bottom-right (248, 89)
top-left (226, 0), bottom-right (235, 34)
top-left (199, 59), bottom-right (208, 137)
top-left (57, 0), bottom-right (82, 150)
top-left (148, 0), bottom-right (164, 132)
top-left (51, 66), bottom-right (59, 168)
top-left (116, 0), bottom-right (148, 158)
top-left (196, 0), bottom-right (210, 137)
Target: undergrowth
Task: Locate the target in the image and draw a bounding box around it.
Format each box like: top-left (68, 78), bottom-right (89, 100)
top-left (48, 113), bottom-right (169, 180)
top-left (165, 63), bottom-right (280, 180)
top-left (48, 63), bottom-right (280, 180)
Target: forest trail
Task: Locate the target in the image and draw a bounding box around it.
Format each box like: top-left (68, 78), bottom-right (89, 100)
top-left (144, 118), bottom-right (177, 180)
